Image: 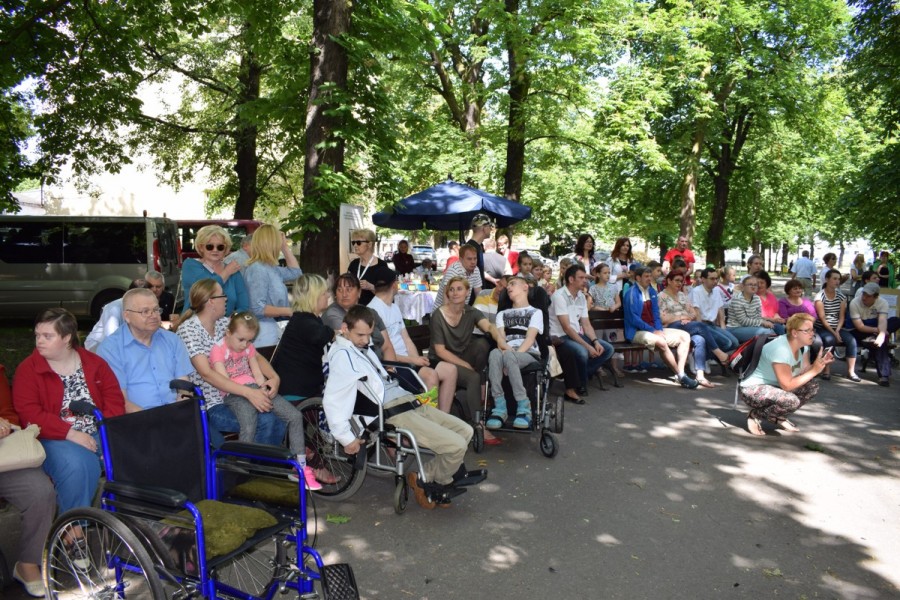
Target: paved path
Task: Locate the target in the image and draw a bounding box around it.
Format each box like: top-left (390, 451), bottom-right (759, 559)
top-left (3, 318), bottom-right (898, 599)
top-left (304, 360), bottom-right (898, 599)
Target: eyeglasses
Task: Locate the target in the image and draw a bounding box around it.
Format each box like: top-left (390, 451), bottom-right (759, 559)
top-left (205, 244), bottom-right (226, 251)
top-left (351, 240), bottom-right (369, 246)
top-left (126, 307), bottom-right (163, 317)
top-left (797, 328), bottom-right (814, 334)
top-left (744, 283), bottom-right (758, 288)
top-left (210, 294), bottom-right (228, 300)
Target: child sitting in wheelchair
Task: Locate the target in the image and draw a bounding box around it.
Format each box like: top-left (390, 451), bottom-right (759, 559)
top-left (486, 274), bottom-right (544, 429)
top-left (323, 306), bottom-right (486, 509)
top-left (210, 311), bottom-right (321, 490)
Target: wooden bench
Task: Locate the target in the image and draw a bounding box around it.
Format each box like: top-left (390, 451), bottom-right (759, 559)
top-left (589, 309), bottom-right (727, 380)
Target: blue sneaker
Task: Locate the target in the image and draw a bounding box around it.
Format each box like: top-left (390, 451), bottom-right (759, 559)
top-left (486, 409), bottom-right (507, 430)
top-left (679, 374), bottom-right (699, 389)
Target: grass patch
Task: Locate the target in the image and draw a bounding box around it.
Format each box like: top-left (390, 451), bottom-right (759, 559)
top-left (1, 318), bottom-right (93, 380)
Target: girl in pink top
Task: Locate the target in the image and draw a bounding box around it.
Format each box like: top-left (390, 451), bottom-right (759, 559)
top-left (210, 312), bottom-right (321, 490)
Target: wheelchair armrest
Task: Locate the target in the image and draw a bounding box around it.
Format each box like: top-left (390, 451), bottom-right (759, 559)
top-left (104, 480), bottom-right (188, 508)
top-left (381, 360), bottom-right (420, 371)
top-left (219, 441), bottom-right (295, 461)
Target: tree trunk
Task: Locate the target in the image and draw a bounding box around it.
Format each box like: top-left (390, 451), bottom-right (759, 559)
top-left (233, 43), bottom-right (262, 219)
top-left (705, 108), bottom-right (752, 268)
top-left (503, 0), bottom-right (528, 202)
top-left (679, 128), bottom-right (704, 242)
top-left (781, 242), bottom-right (789, 272)
top-left (299, 0), bottom-right (351, 274)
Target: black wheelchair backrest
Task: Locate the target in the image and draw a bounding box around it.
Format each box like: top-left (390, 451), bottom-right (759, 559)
top-left (102, 399), bottom-right (208, 503)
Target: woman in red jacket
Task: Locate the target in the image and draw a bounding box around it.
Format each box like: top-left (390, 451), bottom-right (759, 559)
top-left (13, 308), bottom-right (125, 517)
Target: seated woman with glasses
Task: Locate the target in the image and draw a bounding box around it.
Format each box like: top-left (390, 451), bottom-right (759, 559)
top-left (739, 313), bottom-right (834, 436)
top-left (182, 225), bottom-right (249, 316)
top-left (726, 275), bottom-right (779, 343)
top-left (347, 228), bottom-right (395, 305)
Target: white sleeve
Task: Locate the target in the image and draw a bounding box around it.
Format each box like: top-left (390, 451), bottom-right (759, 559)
top-left (322, 349), bottom-right (363, 446)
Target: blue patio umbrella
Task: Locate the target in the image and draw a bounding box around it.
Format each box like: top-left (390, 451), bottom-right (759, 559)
top-left (372, 180), bottom-right (531, 240)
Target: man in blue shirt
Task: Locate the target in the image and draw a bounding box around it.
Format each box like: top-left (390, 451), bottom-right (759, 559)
top-left (790, 250), bottom-right (817, 296)
top-left (98, 288), bottom-right (193, 412)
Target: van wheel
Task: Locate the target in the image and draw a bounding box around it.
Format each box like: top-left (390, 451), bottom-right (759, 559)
top-left (90, 289), bottom-right (124, 320)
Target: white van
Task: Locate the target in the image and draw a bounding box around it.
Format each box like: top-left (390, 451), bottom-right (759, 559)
top-left (0, 215), bottom-right (181, 319)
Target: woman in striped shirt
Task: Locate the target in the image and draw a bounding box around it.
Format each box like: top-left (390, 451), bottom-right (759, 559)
top-left (726, 276), bottom-right (779, 343)
top-left (814, 269), bottom-right (859, 382)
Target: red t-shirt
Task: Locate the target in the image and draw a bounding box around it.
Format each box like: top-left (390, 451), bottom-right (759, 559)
top-left (664, 248), bottom-right (696, 283)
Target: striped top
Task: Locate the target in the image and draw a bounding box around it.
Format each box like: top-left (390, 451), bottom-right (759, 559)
top-left (814, 289), bottom-right (846, 329)
top-left (727, 292), bottom-right (764, 328)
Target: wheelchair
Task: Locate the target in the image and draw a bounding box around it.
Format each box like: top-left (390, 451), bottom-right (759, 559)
top-left (295, 364), bottom-right (484, 514)
top-left (42, 380), bottom-right (359, 599)
top-left (474, 286), bottom-right (564, 458)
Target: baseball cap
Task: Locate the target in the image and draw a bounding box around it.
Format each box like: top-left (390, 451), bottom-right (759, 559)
top-left (862, 282), bottom-right (880, 296)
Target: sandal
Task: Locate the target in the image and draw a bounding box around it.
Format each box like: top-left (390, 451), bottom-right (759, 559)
top-left (697, 379), bottom-right (718, 388)
top-left (564, 393), bottom-right (585, 405)
top-left (747, 410), bottom-right (765, 436)
top-left (778, 419), bottom-right (799, 432)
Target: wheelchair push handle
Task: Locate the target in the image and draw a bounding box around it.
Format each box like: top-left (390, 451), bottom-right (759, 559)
top-left (169, 378), bottom-right (204, 399)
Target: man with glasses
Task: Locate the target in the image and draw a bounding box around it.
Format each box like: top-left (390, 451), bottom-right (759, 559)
top-left (689, 267), bottom-right (740, 352)
top-left (98, 288), bottom-right (193, 412)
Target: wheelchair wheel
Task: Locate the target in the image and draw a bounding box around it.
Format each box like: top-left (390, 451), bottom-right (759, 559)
top-left (539, 431), bottom-right (559, 458)
top-left (393, 476), bottom-right (409, 514)
top-left (44, 507), bottom-right (164, 599)
top-left (298, 397), bottom-right (367, 501)
top-left (551, 395), bottom-right (565, 434)
top-left (215, 533), bottom-right (285, 599)
top-left (472, 424), bottom-right (485, 453)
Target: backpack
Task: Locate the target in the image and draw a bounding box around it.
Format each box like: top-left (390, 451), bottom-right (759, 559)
top-left (727, 334), bottom-right (777, 405)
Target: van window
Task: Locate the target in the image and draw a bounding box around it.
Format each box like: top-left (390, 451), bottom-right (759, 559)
top-left (0, 222), bottom-right (64, 263)
top-left (65, 223), bottom-right (145, 264)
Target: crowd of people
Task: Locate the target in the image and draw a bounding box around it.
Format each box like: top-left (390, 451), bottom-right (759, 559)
top-left (2, 217), bottom-right (897, 596)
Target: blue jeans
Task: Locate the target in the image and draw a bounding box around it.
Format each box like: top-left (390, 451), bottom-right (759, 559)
top-left (207, 404), bottom-right (286, 449)
top-left (561, 334), bottom-right (613, 387)
top-left (41, 435), bottom-right (102, 513)
top-left (706, 324), bottom-right (739, 352)
top-left (851, 317), bottom-right (900, 377)
top-left (815, 324), bottom-right (858, 358)
top-left (728, 326), bottom-right (777, 343)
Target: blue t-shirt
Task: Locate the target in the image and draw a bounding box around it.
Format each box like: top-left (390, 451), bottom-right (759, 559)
top-left (740, 335), bottom-right (806, 388)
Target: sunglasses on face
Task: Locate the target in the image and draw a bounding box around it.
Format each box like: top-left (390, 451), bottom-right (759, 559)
top-left (351, 240), bottom-right (368, 246)
top-left (205, 244), bottom-right (226, 251)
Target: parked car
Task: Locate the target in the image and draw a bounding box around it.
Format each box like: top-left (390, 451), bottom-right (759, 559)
top-left (176, 219), bottom-right (262, 262)
top-left (411, 245), bottom-right (436, 264)
top-left (0, 215), bottom-right (181, 319)
top-left (522, 249), bottom-right (558, 271)
top-left (436, 247), bottom-right (452, 269)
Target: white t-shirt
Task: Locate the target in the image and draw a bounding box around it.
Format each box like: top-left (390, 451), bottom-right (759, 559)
top-left (367, 296), bottom-right (407, 356)
top-left (689, 285), bottom-right (726, 322)
top-left (550, 287), bottom-right (587, 338)
top-left (496, 306), bottom-right (543, 354)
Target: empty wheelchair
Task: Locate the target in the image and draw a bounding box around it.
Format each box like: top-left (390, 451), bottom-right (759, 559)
top-left (296, 363), bottom-right (484, 514)
top-left (43, 380), bottom-right (359, 599)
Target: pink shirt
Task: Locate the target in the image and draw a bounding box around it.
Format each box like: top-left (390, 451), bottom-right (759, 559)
top-left (209, 340), bottom-right (257, 385)
top-left (758, 291), bottom-right (780, 319)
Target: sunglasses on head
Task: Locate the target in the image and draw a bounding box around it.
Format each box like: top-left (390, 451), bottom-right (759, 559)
top-left (205, 244), bottom-right (227, 251)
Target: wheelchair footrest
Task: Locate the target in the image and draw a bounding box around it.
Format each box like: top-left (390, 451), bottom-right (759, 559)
top-left (451, 465), bottom-right (487, 487)
top-left (321, 563), bottom-right (360, 600)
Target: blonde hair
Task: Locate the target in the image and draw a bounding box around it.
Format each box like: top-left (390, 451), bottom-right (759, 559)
top-left (173, 279), bottom-right (220, 331)
top-left (228, 311), bottom-right (260, 334)
top-left (194, 225), bottom-right (231, 258)
top-left (443, 275), bottom-right (470, 300)
top-left (247, 223), bottom-right (282, 266)
top-left (292, 274), bottom-right (328, 314)
top-left (351, 228), bottom-right (376, 243)
top-left (786, 312), bottom-right (814, 335)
